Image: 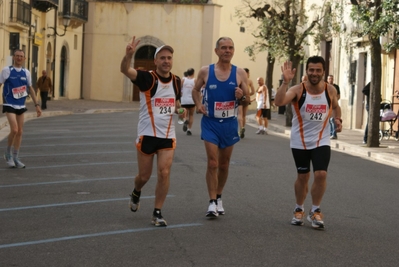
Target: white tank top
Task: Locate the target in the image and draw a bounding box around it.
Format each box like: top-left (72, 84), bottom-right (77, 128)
top-left (256, 85), bottom-right (270, 109)
top-left (181, 77), bottom-right (195, 105)
top-left (137, 72), bottom-right (177, 139)
top-left (290, 84), bottom-right (332, 149)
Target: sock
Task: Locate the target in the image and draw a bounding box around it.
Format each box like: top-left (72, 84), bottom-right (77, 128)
top-left (132, 188), bottom-right (141, 197)
top-left (295, 204), bottom-right (304, 211)
top-left (6, 146), bottom-right (12, 155)
top-left (258, 126), bottom-right (263, 130)
top-left (131, 188), bottom-right (141, 203)
top-left (210, 199), bottom-right (217, 205)
top-left (311, 205), bottom-right (320, 212)
top-left (12, 149), bottom-right (19, 159)
top-left (153, 208), bottom-right (161, 217)
top-left (216, 194), bottom-right (222, 200)
top-left (263, 127), bottom-right (268, 131)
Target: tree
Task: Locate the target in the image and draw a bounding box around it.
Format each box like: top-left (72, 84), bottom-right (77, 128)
top-left (348, 0), bottom-right (399, 147)
top-left (236, 0), bottom-right (321, 126)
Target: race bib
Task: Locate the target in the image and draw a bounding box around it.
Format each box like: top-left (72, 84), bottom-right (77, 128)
top-left (214, 101), bottom-right (235, 118)
top-left (154, 97), bottom-right (175, 115)
top-left (12, 85), bottom-right (28, 99)
top-left (304, 104), bottom-right (328, 121)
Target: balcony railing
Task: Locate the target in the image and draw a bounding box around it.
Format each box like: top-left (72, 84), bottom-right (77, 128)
top-left (64, 0), bottom-right (88, 22)
top-left (9, 0), bottom-right (31, 26)
top-left (32, 0), bottom-right (58, 12)
top-left (93, 0), bottom-right (209, 3)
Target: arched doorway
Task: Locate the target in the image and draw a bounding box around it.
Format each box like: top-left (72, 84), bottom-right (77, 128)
top-left (133, 45), bottom-right (156, 101)
top-left (59, 46), bottom-right (67, 97)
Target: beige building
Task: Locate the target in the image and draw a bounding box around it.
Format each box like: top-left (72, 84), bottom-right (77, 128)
top-left (0, 0), bottom-right (88, 102)
top-left (82, 0), bottom-right (274, 105)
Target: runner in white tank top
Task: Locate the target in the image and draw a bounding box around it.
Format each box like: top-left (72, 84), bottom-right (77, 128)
top-left (121, 37), bottom-right (184, 227)
top-left (274, 57), bottom-right (342, 230)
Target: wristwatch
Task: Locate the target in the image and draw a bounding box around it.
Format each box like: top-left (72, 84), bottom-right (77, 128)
top-left (240, 95), bottom-right (246, 101)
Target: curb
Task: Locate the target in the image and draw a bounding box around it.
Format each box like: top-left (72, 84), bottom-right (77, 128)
top-left (246, 114), bottom-right (399, 169)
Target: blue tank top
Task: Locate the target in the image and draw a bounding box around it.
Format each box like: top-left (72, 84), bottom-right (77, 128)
top-left (203, 64), bottom-right (238, 120)
top-left (2, 66), bottom-right (29, 107)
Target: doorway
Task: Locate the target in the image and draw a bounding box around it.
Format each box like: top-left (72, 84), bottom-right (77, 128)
top-left (31, 46), bottom-right (39, 89)
top-left (133, 45), bottom-right (156, 101)
top-left (59, 46), bottom-right (67, 97)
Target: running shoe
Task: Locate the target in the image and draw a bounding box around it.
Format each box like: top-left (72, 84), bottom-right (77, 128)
top-left (4, 153), bottom-right (15, 168)
top-left (206, 201), bottom-right (218, 218)
top-left (307, 208), bottom-right (325, 229)
top-left (129, 192), bottom-right (140, 212)
top-left (13, 157), bottom-right (25, 169)
top-left (239, 128), bottom-right (245, 138)
top-left (255, 129), bottom-right (263, 135)
top-left (217, 198), bottom-right (225, 215)
top-left (183, 120), bottom-right (188, 132)
top-left (186, 130), bottom-right (192, 136)
top-left (152, 210), bottom-right (167, 227)
top-left (291, 208), bottom-right (304, 226)
top-left (263, 130), bottom-right (268, 135)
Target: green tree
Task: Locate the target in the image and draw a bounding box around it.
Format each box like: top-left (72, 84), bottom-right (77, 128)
top-left (349, 0), bottom-right (399, 147)
top-left (236, 0), bottom-right (321, 126)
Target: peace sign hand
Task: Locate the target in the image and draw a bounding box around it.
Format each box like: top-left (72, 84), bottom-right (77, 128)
top-left (281, 61), bottom-right (296, 83)
top-left (126, 36), bottom-right (141, 57)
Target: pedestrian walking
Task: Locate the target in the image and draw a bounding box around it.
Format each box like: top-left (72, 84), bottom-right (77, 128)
top-left (36, 70), bottom-right (52, 110)
top-left (238, 68), bottom-right (255, 138)
top-left (327, 75), bottom-right (340, 139)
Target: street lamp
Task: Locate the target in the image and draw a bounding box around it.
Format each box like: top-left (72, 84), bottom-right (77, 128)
top-left (47, 15), bottom-right (71, 37)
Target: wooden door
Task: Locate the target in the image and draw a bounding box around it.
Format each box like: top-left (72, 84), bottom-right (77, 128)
top-left (133, 59), bottom-right (156, 101)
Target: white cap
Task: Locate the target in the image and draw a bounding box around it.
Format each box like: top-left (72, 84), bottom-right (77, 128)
top-left (154, 45), bottom-right (174, 59)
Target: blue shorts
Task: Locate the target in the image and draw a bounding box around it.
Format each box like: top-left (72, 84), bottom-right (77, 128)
top-left (201, 116), bottom-right (240, 148)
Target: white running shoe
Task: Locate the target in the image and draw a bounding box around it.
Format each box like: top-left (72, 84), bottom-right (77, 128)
top-left (206, 202), bottom-right (218, 218)
top-left (291, 208), bottom-right (304, 226)
top-left (152, 210), bottom-right (167, 227)
top-left (4, 153), bottom-right (16, 168)
top-left (13, 157), bottom-right (25, 168)
top-left (129, 192), bottom-right (140, 212)
top-left (307, 208), bottom-right (325, 229)
top-left (217, 198), bottom-right (225, 215)
top-left (256, 129), bottom-right (263, 135)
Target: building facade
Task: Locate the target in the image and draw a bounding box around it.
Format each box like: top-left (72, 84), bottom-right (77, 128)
top-left (0, 0), bottom-right (88, 101)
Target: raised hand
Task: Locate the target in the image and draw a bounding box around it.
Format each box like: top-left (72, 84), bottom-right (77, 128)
top-left (126, 36), bottom-right (140, 57)
top-left (281, 61), bottom-right (296, 82)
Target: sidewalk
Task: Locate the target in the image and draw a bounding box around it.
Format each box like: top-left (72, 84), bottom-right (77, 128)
top-left (1, 99), bottom-right (399, 168)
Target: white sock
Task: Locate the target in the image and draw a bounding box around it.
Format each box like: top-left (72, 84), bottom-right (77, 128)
top-left (295, 204), bottom-right (304, 211)
top-left (311, 205), bottom-right (320, 212)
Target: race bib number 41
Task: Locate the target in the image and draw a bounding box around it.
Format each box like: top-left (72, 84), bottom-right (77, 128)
top-left (154, 97), bottom-right (175, 115)
top-left (304, 104), bottom-right (328, 121)
top-left (214, 101), bottom-right (235, 118)
top-left (12, 85), bottom-right (28, 99)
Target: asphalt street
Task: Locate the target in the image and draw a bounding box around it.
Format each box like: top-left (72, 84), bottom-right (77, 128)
top-left (0, 112), bottom-right (398, 266)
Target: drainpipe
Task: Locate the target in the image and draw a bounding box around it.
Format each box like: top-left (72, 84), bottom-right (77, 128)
top-left (80, 23), bottom-right (85, 99)
top-left (52, 8), bottom-right (57, 98)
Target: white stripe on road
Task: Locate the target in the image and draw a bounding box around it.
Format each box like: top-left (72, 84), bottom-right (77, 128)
top-left (0, 176), bottom-right (139, 188)
top-left (0, 195), bottom-right (174, 212)
top-left (0, 161), bottom-right (137, 171)
top-left (0, 223), bottom-right (202, 249)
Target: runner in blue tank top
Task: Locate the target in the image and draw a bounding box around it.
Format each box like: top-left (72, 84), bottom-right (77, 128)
top-left (0, 49), bottom-right (41, 168)
top-left (192, 37), bottom-right (250, 218)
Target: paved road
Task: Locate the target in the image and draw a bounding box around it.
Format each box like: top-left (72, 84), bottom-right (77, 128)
top-left (0, 112), bottom-right (398, 266)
